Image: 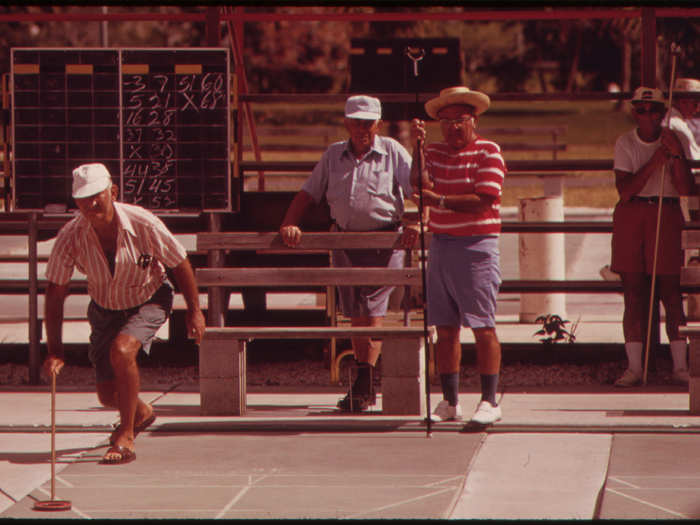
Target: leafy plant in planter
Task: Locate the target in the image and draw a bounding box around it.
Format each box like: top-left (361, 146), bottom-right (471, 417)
top-left (533, 314), bottom-right (578, 344)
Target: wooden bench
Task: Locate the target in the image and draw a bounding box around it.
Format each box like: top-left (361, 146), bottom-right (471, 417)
top-left (679, 230), bottom-right (700, 414)
top-left (201, 326), bottom-right (428, 416)
top-left (196, 231), bottom-right (429, 415)
top-left (480, 126), bottom-right (567, 160)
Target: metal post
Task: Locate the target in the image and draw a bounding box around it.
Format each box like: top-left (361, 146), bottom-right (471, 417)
top-left (406, 46), bottom-right (432, 437)
top-left (99, 6), bottom-right (108, 47)
top-left (206, 6), bottom-right (221, 46)
top-left (207, 213), bottom-right (225, 328)
top-left (28, 212), bottom-right (40, 384)
top-left (641, 7), bottom-right (657, 88)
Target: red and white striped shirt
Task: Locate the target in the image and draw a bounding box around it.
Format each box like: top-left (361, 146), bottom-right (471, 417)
top-left (425, 138), bottom-right (506, 236)
top-left (46, 202), bottom-right (187, 310)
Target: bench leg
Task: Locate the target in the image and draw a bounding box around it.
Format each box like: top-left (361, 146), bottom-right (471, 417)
top-left (690, 338), bottom-right (700, 414)
top-left (199, 334), bottom-right (247, 416)
top-left (380, 336), bottom-right (426, 416)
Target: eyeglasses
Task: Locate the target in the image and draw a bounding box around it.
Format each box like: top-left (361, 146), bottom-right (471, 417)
top-left (439, 116), bottom-right (474, 127)
top-left (634, 107), bottom-right (663, 115)
top-left (346, 118), bottom-right (377, 129)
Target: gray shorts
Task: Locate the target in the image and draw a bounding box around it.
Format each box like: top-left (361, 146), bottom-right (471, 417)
top-left (87, 281), bottom-right (173, 383)
top-left (331, 247), bottom-right (406, 318)
top-left (427, 234), bottom-right (501, 328)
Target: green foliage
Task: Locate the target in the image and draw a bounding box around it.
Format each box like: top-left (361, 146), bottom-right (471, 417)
top-left (0, 6), bottom-right (697, 94)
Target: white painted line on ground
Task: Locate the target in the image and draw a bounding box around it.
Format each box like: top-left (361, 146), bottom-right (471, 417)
top-left (607, 476), bottom-right (640, 489)
top-left (605, 487), bottom-right (688, 518)
top-left (215, 474), bottom-right (270, 519)
top-left (347, 487), bottom-right (454, 518)
top-left (55, 475), bottom-right (73, 488)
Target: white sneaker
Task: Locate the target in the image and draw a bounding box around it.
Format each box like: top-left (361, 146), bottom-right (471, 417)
top-left (672, 369), bottom-right (690, 385)
top-left (432, 400), bottom-right (463, 421)
top-left (614, 369), bottom-right (641, 387)
top-left (470, 401), bottom-right (502, 425)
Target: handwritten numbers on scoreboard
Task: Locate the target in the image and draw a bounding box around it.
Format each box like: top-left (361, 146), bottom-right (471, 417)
top-left (11, 48), bottom-right (231, 212)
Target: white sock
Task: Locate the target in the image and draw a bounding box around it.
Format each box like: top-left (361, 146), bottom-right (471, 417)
top-left (625, 342), bottom-right (643, 374)
top-left (670, 340), bottom-right (688, 372)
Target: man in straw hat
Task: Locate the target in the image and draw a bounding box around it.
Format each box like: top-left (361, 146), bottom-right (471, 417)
top-left (611, 87), bottom-right (696, 387)
top-left (411, 86), bottom-right (506, 424)
top-left (280, 95), bottom-right (417, 412)
top-left (43, 163), bottom-right (206, 464)
top-left (672, 77), bottom-right (700, 146)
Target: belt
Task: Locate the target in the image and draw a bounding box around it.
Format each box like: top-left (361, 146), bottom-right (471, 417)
top-left (335, 222), bottom-right (401, 232)
top-left (630, 195), bottom-right (680, 205)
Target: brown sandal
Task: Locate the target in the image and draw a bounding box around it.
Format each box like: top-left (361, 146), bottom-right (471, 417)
top-left (100, 445), bottom-right (136, 465)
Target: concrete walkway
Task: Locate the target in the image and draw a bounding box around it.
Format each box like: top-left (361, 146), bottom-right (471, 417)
top-left (2, 384), bottom-right (699, 519)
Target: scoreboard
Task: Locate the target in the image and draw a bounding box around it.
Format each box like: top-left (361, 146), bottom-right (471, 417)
top-left (11, 48), bottom-right (231, 212)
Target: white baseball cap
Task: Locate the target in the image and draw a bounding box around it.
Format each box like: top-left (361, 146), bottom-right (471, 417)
top-left (72, 163), bottom-right (113, 199)
top-left (345, 95), bottom-right (381, 120)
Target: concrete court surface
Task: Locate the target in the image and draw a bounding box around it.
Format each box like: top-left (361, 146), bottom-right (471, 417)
top-left (2, 387), bottom-right (700, 519)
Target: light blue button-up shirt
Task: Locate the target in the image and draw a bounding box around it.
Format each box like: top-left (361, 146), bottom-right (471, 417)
top-left (301, 135), bottom-right (413, 231)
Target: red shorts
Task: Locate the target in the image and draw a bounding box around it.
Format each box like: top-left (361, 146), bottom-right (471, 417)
top-left (611, 197), bottom-right (684, 275)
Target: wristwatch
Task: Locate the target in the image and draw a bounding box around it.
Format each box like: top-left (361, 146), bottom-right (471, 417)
top-left (438, 195), bottom-right (446, 209)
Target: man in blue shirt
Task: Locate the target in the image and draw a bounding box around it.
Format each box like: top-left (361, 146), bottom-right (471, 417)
top-left (280, 95), bottom-right (415, 411)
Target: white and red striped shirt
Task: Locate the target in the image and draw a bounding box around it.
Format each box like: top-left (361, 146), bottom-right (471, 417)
top-left (46, 202), bottom-right (187, 310)
top-left (425, 138), bottom-right (506, 236)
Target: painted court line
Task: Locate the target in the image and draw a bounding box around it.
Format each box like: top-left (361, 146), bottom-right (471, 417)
top-left (347, 487), bottom-right (455, 518)
top-left (607, 476), bottom-right (640, 489)
top-left (215, 474), bottom-right (268, 519)
top-left (604, 487), bottom-right (688, 518)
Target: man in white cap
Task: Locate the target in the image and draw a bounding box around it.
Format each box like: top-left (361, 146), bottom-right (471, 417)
top-left (411, 86), bottom-right (506, 425)
top-left (611, 87), bottom-right (696, 387)
top-left (280, 95), bottom-right (416, 412)
top-left (43, 163), bottom-right (205, 464)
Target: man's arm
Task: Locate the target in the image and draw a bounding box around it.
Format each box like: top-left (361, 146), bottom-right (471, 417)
top-left (170, 258), bottom-right (206, 344)
top-left (279, 190), bottom-right (314, 247)
top-left (663, 128), bottom-right (696, 196)
top-left (43, 281), bottom-right (70, 376)
top-left (420, 190), bottom-right (497, 213)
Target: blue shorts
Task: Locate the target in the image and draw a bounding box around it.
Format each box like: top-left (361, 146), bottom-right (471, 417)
top-left (87, 281), bottom-right (173, 383)
top-left (426, 234), bottom-right (501, 328)
top-left (331, 246), bottom-right (406, 318)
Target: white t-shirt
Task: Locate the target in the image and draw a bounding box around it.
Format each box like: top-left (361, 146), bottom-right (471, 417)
top-left (614, 126), bottom-right (692, 198)
top-left (687, 117), bottom-right (700, 146)
top-left (668, 107), bottom-right (700, 162)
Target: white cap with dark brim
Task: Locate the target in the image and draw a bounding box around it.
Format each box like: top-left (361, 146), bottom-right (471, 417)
top-left (72, 163), bottom-right (113, 199)
top-left (345, 95), bottom-right (381, 120)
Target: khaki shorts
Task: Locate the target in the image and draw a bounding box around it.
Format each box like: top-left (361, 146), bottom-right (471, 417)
top-left (87, 282), bottom-right (173, 383)
top-left (611, 198), bottom-right (684, 275)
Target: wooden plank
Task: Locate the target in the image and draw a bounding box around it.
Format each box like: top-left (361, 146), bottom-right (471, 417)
top-left (499, 143), bottom-right (567, 152)
top-left (682, 267), bottom-right (700, 285)
top-left (683, 230), bottom-right (700, 249)
top-left (194, 267), bottom-right (700, 293)
top-left (204, 326), bottom-right (427, 340)
top-left (480, 126), bottom-right (567, 136)
top-left (196, 231), bottom-right (409, 251)
top-left (680, 324), bottom-right (700, 338)
top-left (196, 267), bottom-right (422, 286)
